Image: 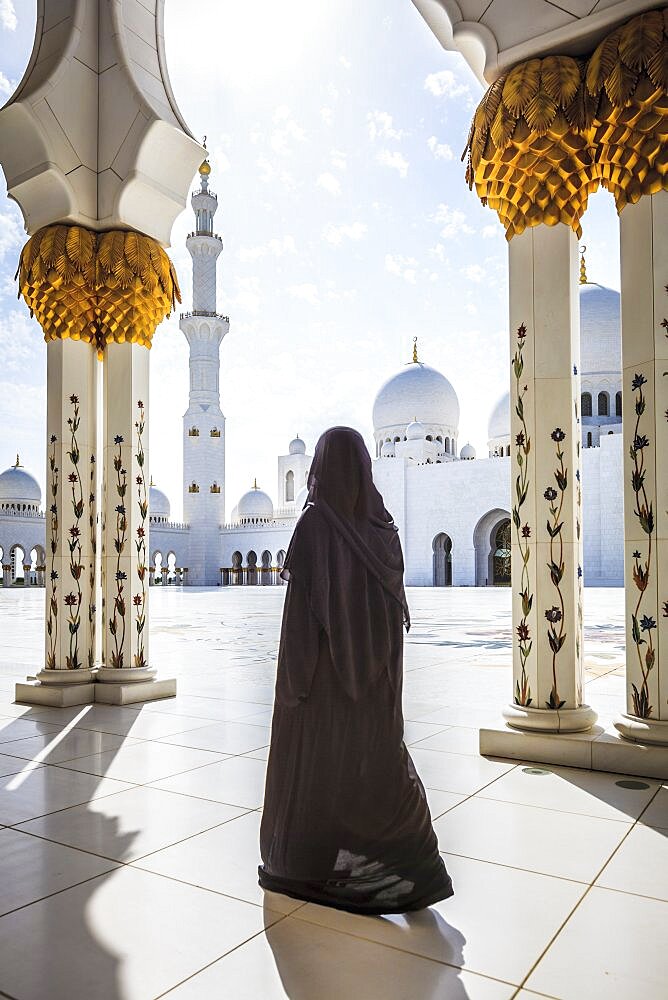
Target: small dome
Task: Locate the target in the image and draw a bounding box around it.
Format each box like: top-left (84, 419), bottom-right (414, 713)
top-left (149, 484), bottom-right (171, 520)
top-left (373, 362), bottom-right (460, 435)
top-left (199, 159), bottom-right (211, 176)
top-left (289, 435), bottom-right (306, 455)
top-left (406, 419), bottom-right (425, 441)
top-left (488, 392), bottom-right (510, 441)
top-left (0, 459), bottom-right (41, 504)
top-left (460, 442), bottom-right (476, 460)
top-left (237, 482), bottom-right (273, 522)
top-left (381, 441), bottom-right (395, 457)
top-left (295, 485), bottom-right (309, 508)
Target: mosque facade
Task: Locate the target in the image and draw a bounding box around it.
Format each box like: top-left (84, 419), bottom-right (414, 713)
top-left (0, 165), bottom-right (624, 590)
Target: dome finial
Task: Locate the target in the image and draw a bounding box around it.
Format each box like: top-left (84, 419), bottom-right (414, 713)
top-left (412, 336), bottom-right (419, 364)
top-left (579, 245), bottom-right (587, 285)
top-left (253, 477), bottom-right (258, 490)
top-left (150, 475), bottom-right (155, 487)
top-left (14, 453), bottom-right (20, 468)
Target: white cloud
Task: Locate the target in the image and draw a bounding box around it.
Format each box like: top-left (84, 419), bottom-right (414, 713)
top-left (424, 69), bottom-right (470, 99)
top-left (432, 203), bottom-right (474, 239)
top-left (482, 223), bottom-right (502, 239)
top-left (238, 235), bottom-right (297, 262)
top-left (320, 107), bottom-right (333, 125)
top-left (270, 106), bottom-right (306, 155)
top-left (462, 264), bottom-right (485, 283)
top-left (427, 135), bottom-right (453, 161)
top-left (256, 156), bottom-right (296, 190)
top-left (376, 148), bottom-right (409, 178)
top-left (330, 149), bottom-right (347, 171)
top-left (428, 244), bottom-right (448, 264)
top-left (367, 111), bottom-right (404, 142)
top-left (0, 1), bottom-right (16, 31)
top-left (0, 207), bottom-right (22, 262)
top-left (288, 283), bottom-right (320, 306)
top-left (323, 222), bottom-right (367, 246)
top-left (385, 254), bottom-right (418, 284)
top-left (0, 69), bottom-right (13, 99)
top-left (339, 55), bottom-right (351, 70)
top-left (317, 172), bottom-right (341, 196)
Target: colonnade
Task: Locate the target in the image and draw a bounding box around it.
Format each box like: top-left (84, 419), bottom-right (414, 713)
top-left (467, 10), bottom-right (668, 746)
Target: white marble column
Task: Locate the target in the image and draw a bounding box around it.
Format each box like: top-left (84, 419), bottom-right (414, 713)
top-left (615, 190), bottom-right (668, 745)
top-left (2, 564), bottom-right (11, 588)
top-left (23, 565), bottom-right (31, 587)
top-left (503, 224), bottom-right (596, 733)
top-left (17, 339), bottom-right (97, 706)
top-left (97, 343), bottom-right (175, 704)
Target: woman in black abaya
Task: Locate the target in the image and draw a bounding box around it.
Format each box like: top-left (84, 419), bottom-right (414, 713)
top-left (258, 426), bottom-right (453, 914)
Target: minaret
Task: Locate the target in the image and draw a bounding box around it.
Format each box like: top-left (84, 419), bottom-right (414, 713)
top-left (180, 156), bottom-right (229, 586)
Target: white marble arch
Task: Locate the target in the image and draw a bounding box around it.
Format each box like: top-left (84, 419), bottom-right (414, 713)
top-left (473, 507), bottom-right (512, 587)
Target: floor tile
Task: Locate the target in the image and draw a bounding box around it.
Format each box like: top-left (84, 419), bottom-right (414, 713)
top-left (163, 913), bottom-right (516, 999)
top-left (640, 784), bottom-right (668, 829)
top-left (414, 727), bottom-right (481, 755)
top-left (158, 721), bottom-right (270, 755)
top-left (433, 797), bottom-right (629, 882)
top-left (295, 852), bottom-right (587, 985)
top-left (409, 748), bottom-right (515, 795)
top-left (0, 865), bottom-right (282, 1000)
top-left (71, 705), bottom-right (217, 740)
top-left (17, 784), bottom-right (246, 862)
top-left (59, 741), bottom-right (226, 784)
top-left (0, 729), bottom-right (141, 765)
top-left (150, 754), bottom-right (267, 809)
top-left (0, 827), bottom-right (118, 916)
top-left (595, 824), bottom-right (668, 901)
top-left (477, 764), bottom-right (659, 822)
top-left (134, 809), bottom-right (298, 914)
top-left (0, 766), bottom-right (132, 825)
top-left (0, 753), bottom-right (43, 778)
top-left (526, 886), bottom-right (668, 1000)
top-left (403, 721), bottom-right (452, 745)
top-left (425, 787), bottom-right (467, 819)
top-left (0, 716), bottom-right (62, 743)
top-left (142, 695), bottom-right (270, 722)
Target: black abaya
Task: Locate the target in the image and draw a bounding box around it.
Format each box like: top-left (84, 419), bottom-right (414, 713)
top-left (258, 427), bottom-right (453, 914)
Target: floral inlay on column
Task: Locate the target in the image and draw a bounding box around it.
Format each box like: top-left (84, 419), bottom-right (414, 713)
top-left (574, 388), bottom-right (584, 703)
top-left (511, 323), bottom-right (533, 707)
top-left (544, 426), bottom-right (568, 710)
top-left (108, 435), bottom-right (127, 669)
top-left (629, 372), bottom-right (655, 718)
top-left (46, 434), bottom-right (59, 669)
top-left (65, 395), bottom-right (84, 670)
top-left (88, 453), bottom-right (96, 669)
top-left (134, 400), bottom-right (148, 669)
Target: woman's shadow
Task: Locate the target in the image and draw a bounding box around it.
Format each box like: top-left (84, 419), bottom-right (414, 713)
top-left (263, 897), bottom-right (472, 1000)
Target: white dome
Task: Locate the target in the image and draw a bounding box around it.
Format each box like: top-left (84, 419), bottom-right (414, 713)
top-left (380, 441), bottom-right (395, 458)
top-left (0, 462), bottom-right (41, 505)
top-left (149, 484), bottom-right (170, 520)
top-left (488, 392), bottom-right (510, 441)
top-left (406, 419), bottom-right (425, 441)
top-left (237, 484), bottom-right (273, 521)
top-left (373, 362), bottom-right (460, 435)
top-left (460, 442), bottom-right (476, 460)
top-left (295, 485), bottom-right (309, 507)
top-left (289, 435), bottom-right (306, 455)
top-left (580, 283), bottom-right (621, 375)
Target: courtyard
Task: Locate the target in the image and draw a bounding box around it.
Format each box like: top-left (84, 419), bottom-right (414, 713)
top-left (0, 586), bottom-right (665, 999)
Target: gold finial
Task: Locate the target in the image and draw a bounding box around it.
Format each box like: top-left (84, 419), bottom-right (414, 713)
top-left (579, 245), bottom-right (587, 284)
top-left (150, 476), bottom-right (155, 487)
top-left (14, 453), bottom-right (20, 467)
top-left (412, 336), bottom-right (419, 364)
top-left (253, 478), bottom-right (258, 490)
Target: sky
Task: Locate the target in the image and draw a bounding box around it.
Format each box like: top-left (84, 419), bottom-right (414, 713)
top-left (0, 0), bottom-right (621, 521)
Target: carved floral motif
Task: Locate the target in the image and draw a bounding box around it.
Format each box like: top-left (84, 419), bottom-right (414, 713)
top-left (544, 426), bottom-right (568, 710)
top-left (46, 434), bottom-right (59, 670)
top-left (511, 323), bottom-right (533, 707)
top-left (108, 436), bottom-right (127, 669)
top-left (134, 400), bottom-right (148, 669)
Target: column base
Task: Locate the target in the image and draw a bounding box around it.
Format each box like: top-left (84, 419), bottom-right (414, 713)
top-left (94, 666), bottom-right (176, 706)
top-left (502, 703), bottom-right (598, 733)
top-left (614, 714), bottom-right (668, 747)
top-left (15, 668), bottom-right (96, 707)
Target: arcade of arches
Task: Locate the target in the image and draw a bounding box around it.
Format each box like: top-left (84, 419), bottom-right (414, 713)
top-left (221, 549), bottom-right (287, 586)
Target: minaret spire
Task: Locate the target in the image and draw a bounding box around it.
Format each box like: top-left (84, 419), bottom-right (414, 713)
top-left (180, 157), bottom-right (230, 585)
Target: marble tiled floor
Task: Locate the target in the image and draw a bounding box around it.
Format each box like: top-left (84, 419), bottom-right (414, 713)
top-left (0, 587), bottom-right (665, 1000)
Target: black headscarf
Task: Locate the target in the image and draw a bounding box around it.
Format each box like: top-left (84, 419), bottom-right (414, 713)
top-left (278, 426), bottom-right (410, 703)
